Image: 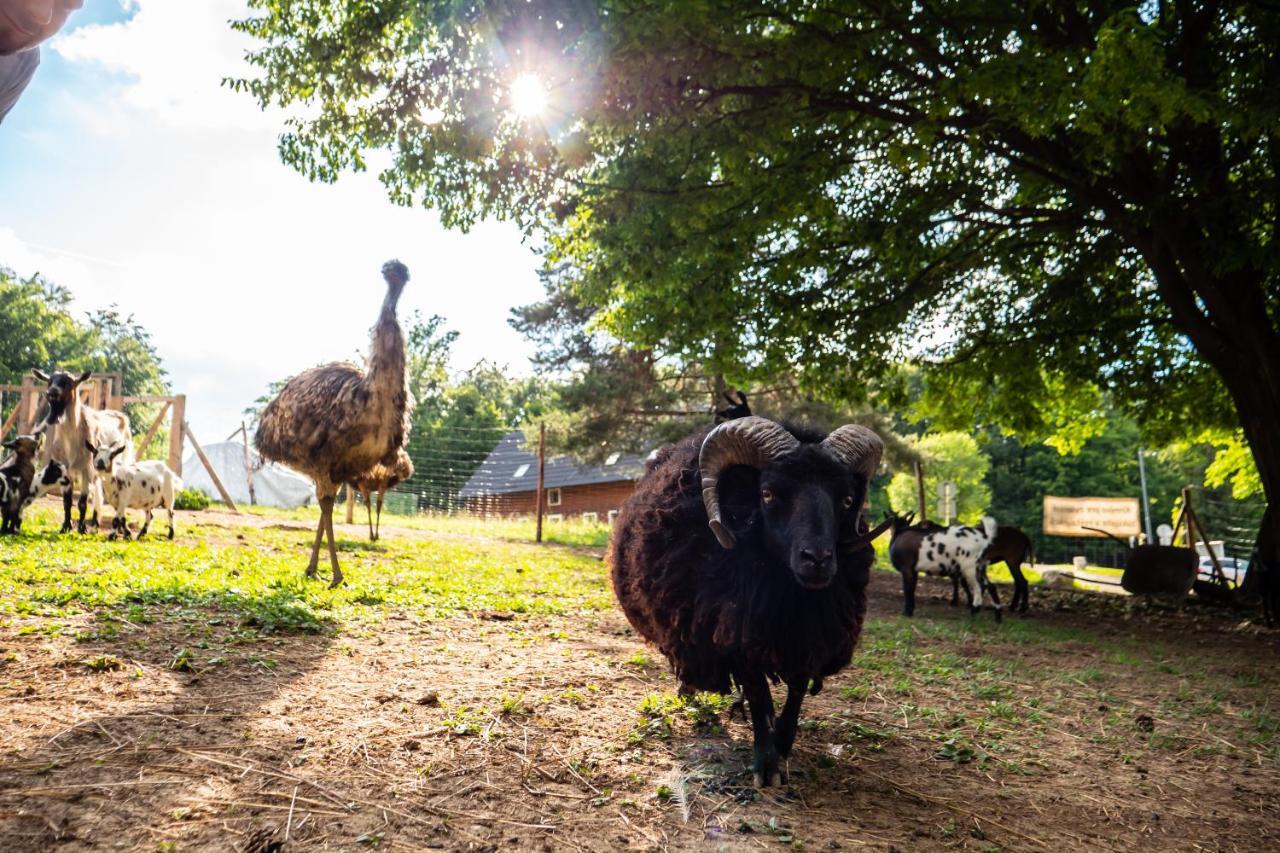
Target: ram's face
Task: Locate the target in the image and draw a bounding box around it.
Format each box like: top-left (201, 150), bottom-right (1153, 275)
top-left (86, 441), bottom-right (126, 472)
top-left (752, 455), bottom-right (864, 590)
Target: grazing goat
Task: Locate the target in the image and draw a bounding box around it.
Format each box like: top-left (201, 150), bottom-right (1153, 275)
top-left (0, 435), bottom-right (42, 534)
top-left (87, 441), bottom-right (181, 540)
top-left (34, 369), bottom-right (134, 534)
top-left (349, 449), bottom-right (414, 541)
top-left (889, 513), bottom-right (1002, 622)
top-left (611, 416), bottom-right (884, 786)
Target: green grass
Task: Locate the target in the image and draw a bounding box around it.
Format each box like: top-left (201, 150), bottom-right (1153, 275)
top-left (236, 503), bottom-right (614, 549)
top-left (0, 503), bottom-right (613, 637)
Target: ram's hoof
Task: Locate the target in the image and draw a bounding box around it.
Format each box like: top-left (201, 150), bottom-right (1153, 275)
top-left (752, 747), bottom-right (786, 788)
top-left (993, 608), bottom-right (1003, 624)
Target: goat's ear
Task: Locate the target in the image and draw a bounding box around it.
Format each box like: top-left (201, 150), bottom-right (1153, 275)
top-left (32, 369), bottom-right (50, 382)
top-left (2, 439), bottom-right (15, 450)
top-left (111, 445), bottom-right (126, 459)
top-left (85, 440), bottom-right (97, 454)
top-left (75, 370), bottom-right (92, 385)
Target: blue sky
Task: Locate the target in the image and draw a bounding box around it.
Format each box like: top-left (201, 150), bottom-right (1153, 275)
top-left (0, 1), bottom-right (545, 441)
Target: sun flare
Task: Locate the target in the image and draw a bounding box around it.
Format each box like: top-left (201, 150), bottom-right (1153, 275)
top-left (509, 73), bottom-right (548, 118)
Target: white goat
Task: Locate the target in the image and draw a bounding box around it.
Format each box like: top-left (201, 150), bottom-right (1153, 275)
top-left (21, 459), bottom-right (73, 513)
top-left (87, 442), bottom-right (181, 541)
top-left (892, 516), bottom-right (1003, 621)
top-left (34, 369), bottom-right (134, 534)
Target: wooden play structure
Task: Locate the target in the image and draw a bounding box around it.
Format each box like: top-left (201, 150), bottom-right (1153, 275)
top-left (0, 372), bottom-right (240, 512)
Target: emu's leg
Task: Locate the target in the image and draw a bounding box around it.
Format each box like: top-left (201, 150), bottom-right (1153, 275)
top-left (901, 565), bottom-right (918, 617)
top-left (375, 491), bottom-right (385, 541)
top-left (365, 491), bottom-right (375, 541)
top-left (304, 507), bottom-right (325, 579)
top-left (740, 671), bottom-right (781, 787)
top-left (322, 496), bottom-right (343, 589)
top-left (773, 676), bottom-right (810, 763)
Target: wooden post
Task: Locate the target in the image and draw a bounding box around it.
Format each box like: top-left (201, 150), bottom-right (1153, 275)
top-left (913, 459), bottom-right (928, 522)
top-left (241, 421), bottom-right (256, 506)
top-left (18, 376), bottom-right (35, 433)
top-left (0, 398), bottom-right (19, 439)
top-left (168, 394), bottom-right (186, 475)
top-left (1181, 486), bottom-right (1196, 553)
top-left (185, 421), bottom-right (238, 513)
top-left (1185, 494), bottom-right (1227, 585)
top-left (535, 422), bottom-right (546, 543)
top-left (136, 401), bottom-right (172, 457)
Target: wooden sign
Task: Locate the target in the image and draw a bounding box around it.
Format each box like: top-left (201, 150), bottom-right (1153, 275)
top-left (1043, 496), bottom-right (1141, 538)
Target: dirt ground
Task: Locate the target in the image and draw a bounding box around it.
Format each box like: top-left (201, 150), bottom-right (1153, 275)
top-left (1, 515), bottom-right (1278, 851)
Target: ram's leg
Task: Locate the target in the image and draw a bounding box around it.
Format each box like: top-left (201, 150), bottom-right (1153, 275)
top-left (739, 671), bottom-right (780, 787)
top-left (60, 487), bottom-right (73, 533)
top-left (901, 564), bottom-right (918, 616)
top-left (773, 676), bottom-right (810, 765)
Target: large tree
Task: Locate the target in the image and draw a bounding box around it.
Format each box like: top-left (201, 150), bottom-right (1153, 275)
top-left (232, 2), bottom-right (1280, 612)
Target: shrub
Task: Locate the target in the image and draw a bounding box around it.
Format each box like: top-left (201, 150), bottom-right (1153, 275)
top-left (174, 488), bottom-right (211, 511)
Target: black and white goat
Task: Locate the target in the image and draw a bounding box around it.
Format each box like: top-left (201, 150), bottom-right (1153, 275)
top-left (0, 435), bottom-right (42, 534)
top-left (86, 441), bottom-right (181, 540)
top-left (888, 513), bottom-right (1003, 622)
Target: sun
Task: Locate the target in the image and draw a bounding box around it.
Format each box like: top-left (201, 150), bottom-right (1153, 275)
top-left (509, 73), bottom-right (548, 118)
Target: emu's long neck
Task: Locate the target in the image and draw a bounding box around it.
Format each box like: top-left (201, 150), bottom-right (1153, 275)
top-left (365, 287), bottom-right (406, 392)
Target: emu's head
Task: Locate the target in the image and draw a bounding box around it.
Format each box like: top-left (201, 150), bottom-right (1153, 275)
top-left (33, 368), bottom-right (91, 408)
top-left (85, 439), bottom-right (126, 473)
top-left (699, 417), bottom-right (883, 590)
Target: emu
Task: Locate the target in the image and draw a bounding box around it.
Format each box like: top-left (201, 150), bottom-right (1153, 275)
top-left (254, 260), bottom-right (412, 588)
top-left (348, 448), bottom-right (414, 541)
top-left (610, 416), bottom-right (883, 786)
top-left (33, 369), bottom-right (134, 534)
top-left (888, 513), bottom-right (1002, 621)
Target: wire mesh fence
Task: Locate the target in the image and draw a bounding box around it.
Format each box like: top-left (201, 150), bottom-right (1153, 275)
top-left (376, 425), bottom-right (526, 516)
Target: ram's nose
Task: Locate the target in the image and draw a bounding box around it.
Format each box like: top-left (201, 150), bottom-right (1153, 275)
top-left (793, 547), bottom-right (835, 589)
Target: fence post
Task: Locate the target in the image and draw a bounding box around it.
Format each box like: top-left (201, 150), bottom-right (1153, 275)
top-left (535, 422), bottom-right (546, 543)
top-left (241, 421), bottom-right (256, 506)
top-left (913, 459), bottom-right (927, 522)
top-left (168, 394), bottom-right (186, 475)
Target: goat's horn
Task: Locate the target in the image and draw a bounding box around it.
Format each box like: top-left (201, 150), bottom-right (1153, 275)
top-left (821, 424), bottom-right (884, 480)
top-left (699, 416), bottom-right (799, 549)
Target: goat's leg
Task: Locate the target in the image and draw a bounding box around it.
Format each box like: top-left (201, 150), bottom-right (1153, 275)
top-left (322, 496), bottom-right (343, 589)
top-left (950, 574), bottom-right (961, 606)
top-left (740, 671), bottom-right (781, 787)
top-left (977, 561), bottom-right (1002, 623)
top-left (375, 491), bottom-right (385, 541)
top-left (89, 479), bottom-right (101, 529)
top-left (959, 562), bottom-right (983, 618)
top-left (773, 676), bottom-right (810, 764)
top-left (76, 492), bottom-right (89, 534)
top-left (166, 502), bottom-right (175, 540)
top-left (901, 564), bottom-right (918, 617)
top-left (1009, 561), bottom-right (1029, 613)
top-left (61, 488), bottom-right (73, 533)
top-left (137, 508), bottom-right (152, 539)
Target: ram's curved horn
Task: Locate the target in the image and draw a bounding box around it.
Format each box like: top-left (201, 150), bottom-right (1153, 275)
top-left (821, 424), bottom-right (884, 480)
top-left (699, 416), bottom-right (799, 549)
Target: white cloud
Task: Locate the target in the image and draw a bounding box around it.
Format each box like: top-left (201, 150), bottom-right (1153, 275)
top-left (51, 0), bottom-right (273, 131)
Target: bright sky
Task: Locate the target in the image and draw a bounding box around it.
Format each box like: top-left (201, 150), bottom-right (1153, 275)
top-left (0, 0), bottom-right (544, 442)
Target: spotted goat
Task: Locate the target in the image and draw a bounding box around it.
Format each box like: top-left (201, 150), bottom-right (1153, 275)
top-left (86, 441), bottom-right (182, 540)
top-left (888, 513), bottom-right (1003, 622)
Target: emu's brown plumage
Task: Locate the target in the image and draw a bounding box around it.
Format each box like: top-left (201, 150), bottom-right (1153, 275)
top-left (349, 449), bottom-right (414, 541)
top-left (254, 260), bottom-right (412, 587)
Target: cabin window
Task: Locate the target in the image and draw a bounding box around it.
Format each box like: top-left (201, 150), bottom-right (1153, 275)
top-left (547, 488), bottom-right (562, 507)
top-left (547, 513), bottom-right (563, 522)
top-left (605, 452), bottom-right (621, 465)
top-left (607, 510), bottom-right (619, 525)
top-left (513, 463), bottom-right (530, 478)
top-left (582, 512), bottom-right (598, 523)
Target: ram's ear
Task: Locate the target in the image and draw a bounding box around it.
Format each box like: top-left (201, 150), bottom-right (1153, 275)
top-left (32, 369), bottom-right (50, 382)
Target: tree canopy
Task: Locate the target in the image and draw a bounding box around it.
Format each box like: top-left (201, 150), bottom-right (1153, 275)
top-left (232, 1), bottom-right (1280, 596)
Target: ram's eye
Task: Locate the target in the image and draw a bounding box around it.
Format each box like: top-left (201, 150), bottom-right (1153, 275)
top-left (842, 495), bottom-right (855, 509)
top-left (761, 488), bottom-right (777, 505)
